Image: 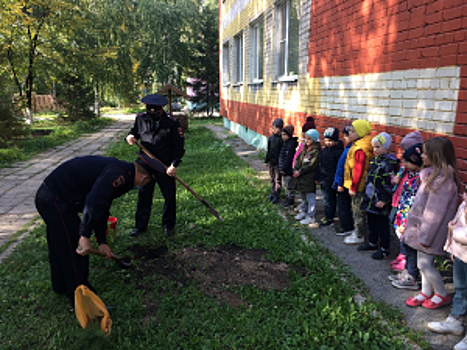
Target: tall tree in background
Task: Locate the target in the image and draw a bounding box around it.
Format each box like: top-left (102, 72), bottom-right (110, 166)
top-left (187, 0), bottom-right (219, 115)
top-left (136, 0), bottom-right (198, 90)
top-left (0, 0), bottom-right (220, 119)
top-left (0, 0), bottom-right (74, 123)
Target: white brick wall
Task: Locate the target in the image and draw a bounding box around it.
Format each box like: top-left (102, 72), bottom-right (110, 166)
top-left (318, 67), bottom-right (461, 134)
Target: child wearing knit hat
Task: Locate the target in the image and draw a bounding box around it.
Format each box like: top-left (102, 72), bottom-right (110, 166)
top-left (264, 118), bottom-right (284, 203)
top-left (293, 129), bottom-right (321, 225)
top-left (278, 125), bottom-right (298, 207)
top-left (358, 132), bottom-right (399, 259)
top-left (390, 143), bottom-right (423, 290)
top-left (342, 120), bottom-right (374, 245)
top-left (292, 116), bottom-right (316, 170)
top-left (390, 130), bottom-right (425, 271)
top-left (315, 127), bottom-right (343, 227)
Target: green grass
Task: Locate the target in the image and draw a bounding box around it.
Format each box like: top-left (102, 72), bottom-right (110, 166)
top-left (0, 117), bottom-right (114, 167)
top-left (101, 106), bottom-right (144, 115)
top-left (0, 119), bottom-right (427, 349)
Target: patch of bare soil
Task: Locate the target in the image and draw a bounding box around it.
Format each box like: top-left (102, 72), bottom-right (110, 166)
top-left (130, 244), bottom-right (305, 308)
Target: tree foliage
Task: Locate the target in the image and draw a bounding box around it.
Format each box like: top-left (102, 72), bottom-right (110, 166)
top-left (0, 0), bottom-right (220, 122)
top-left (186, 0), bottom-right (219, 115)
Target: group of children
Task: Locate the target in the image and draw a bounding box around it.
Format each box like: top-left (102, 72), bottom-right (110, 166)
top-left (265, 116), bottom-right (467, 349)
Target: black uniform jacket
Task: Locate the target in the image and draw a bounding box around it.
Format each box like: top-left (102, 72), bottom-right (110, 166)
top-left (43, 156), bottom-right (135, 243)
top-left (264, 133), bottom-right (283, 166)
top-left (129, 111), bottom-right (185, 167)
top-left (278, 137), bottom-right (298, 175)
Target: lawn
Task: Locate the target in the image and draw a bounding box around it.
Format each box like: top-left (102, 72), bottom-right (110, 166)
top-left (0, 119), bottom-right (426, 349)
top-left (0, 116), bottom-right (114, 167)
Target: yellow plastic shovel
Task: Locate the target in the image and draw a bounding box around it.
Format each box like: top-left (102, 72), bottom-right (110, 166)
top-left (74, 285), bottom-right (112, 336)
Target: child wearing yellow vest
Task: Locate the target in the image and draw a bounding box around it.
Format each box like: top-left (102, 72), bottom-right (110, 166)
top-left (342, 120), bottom-right (374, 245)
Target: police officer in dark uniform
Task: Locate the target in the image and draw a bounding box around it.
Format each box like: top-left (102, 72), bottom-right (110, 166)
top-left (34, 154), bottom-right (158, 305)
top-left (126, 94), bottom-right (185, 237)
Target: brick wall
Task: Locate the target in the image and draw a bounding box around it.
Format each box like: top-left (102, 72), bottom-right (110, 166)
top-left (220, 0), bottom-right (467, 181)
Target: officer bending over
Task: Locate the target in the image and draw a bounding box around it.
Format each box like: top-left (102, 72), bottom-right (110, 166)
top-left (35, 154), bottom-right (158, 305)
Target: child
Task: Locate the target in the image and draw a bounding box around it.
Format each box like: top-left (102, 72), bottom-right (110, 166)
top-left (390, 144), bottom-right (423, 290)
top-left (342, 120), bottom-right (374, 245)
top-left (333, 124), bottom-right (355, 236)
top-left (292, 116), bottom-right (316, 169)
top-left (293, 129), bottom-right (321, 225)
top-left (292, 116), bottom-right (316, 212)
top-left (357, 132), bottom-right (399, 259)
top-left (278, 125), bottom-right (298, 207)
top-left (316, 127), bottom-right (343, 227)
top-left (390, 131), bottom-right (424, 270)
top-left (426, 187), bottom-right (467, 349)
top-left (264, 118), bottom-right (284, 204)
top-left (403, 137), bottom-right (461, 308)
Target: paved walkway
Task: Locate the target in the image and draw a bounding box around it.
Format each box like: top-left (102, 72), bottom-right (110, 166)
top-left (0, 116), bottom-right (134, 263)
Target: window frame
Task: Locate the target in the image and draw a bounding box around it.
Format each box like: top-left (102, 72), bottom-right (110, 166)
top-left (233, 32), bottom-right (244, 84)
top-left (275, 0), bottom-right (299, 82)
top-left (222, 41), bottom-right (230, 86)
top-left (249, 18), bottom-right (264, 83)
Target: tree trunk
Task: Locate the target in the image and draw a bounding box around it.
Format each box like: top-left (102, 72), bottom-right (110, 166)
top-left (94, 85), bottom-right (100, 117)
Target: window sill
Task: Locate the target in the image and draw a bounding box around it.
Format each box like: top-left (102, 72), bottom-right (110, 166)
top-left (273, 75), bottom-right (298, 83)
top-left (232, 82), bottom-right (243, 87)
top-left (247, 80), bottom-right (263, 85)
top-left (222, 83), bottom-right (231, 87)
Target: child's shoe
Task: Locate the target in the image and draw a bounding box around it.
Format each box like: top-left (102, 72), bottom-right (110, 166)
top-left (371, 247), bottom-right (390, 260)
top-left (271, 196), bottom-right (280, 204)
top-left (294, 212), bottom-right (306, 221)
top-left (391, 275), bottom-right (419, 290)
top-left (267, 194), bottom-right (274, 201)
top-left (336, 229), bottom-right (353, 236)
top-left (406, 292), bottom-right (432, 307)
top-left (388, 269), bottom-right (408, 282)
top-left (390, 254), bottom-right (405, 266)
top-left (422, 293), bottom-right (451, 309)
top-left (426, 315), bottom-right (464, 335)
top-left (391, 259), bottom-right (406, 271)
top-left (299, 216), bottom-right (315, 225)
top-left (318, 217), bottom-right (333, 227)
top-left (455, 335), bottom-right (467, 350)
top-left (343, 232), bottom-right (364, 245)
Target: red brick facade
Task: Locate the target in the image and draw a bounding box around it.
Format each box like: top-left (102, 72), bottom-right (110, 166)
top-left (220, 0), bottom-right (467, 181)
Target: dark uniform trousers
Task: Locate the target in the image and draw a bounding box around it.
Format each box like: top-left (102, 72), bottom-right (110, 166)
top-left (35, 184), bottom-right (96, 304)
top-left (136, 171), bottom-right (176, 230)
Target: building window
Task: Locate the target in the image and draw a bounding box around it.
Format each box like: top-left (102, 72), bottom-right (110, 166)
top-left (222, 42), bottom-right (230, 85)
top-left (234, 33), bottom-right (243, 83)
top-left (276, 0), bottom-right (299, 79)
top-left (249, 18), bottom-right (264, 82)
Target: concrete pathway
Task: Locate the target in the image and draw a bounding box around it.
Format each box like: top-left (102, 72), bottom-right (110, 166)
top-left (0, 115), bottom-right (134, 263)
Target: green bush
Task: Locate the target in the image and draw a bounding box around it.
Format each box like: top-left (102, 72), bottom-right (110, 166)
top-left (0, 95), bottom-right (28, 148)
top-left (55, 72), bottom-right (95, 121)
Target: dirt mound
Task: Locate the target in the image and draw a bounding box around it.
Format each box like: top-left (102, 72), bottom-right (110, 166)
top-left (130, 244), bottom-right (305, 308)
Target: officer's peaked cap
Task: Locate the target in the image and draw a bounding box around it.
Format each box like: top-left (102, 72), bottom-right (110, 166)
top-left (141, 94), bottom-right (168, 106)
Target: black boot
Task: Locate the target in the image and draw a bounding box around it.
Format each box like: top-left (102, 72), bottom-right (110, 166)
top-left (129, 228), bottom-right (146, 237)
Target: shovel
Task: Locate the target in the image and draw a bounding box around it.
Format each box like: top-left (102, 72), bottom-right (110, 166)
top-left (77, 246), bottom-right (132, 268)
top-left (135, 140), bottom-right (224, 222)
